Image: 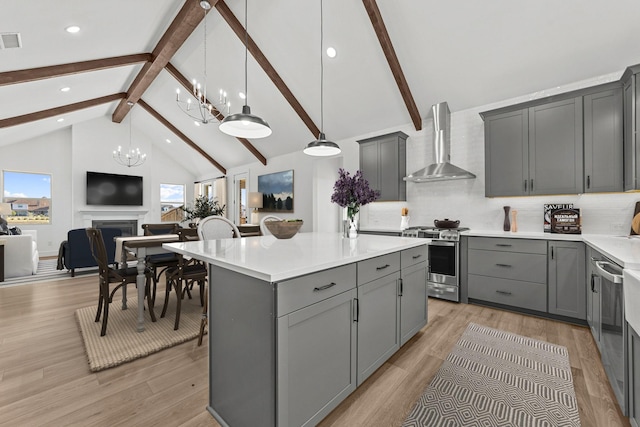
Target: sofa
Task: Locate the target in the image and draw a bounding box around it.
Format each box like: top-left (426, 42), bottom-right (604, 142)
top-left (60, 228), bottom-right (122, 276)
top-left (3, 230), bottom-right (39, 279)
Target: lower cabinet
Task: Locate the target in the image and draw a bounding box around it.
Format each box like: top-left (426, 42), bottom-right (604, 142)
top-left (357, 272), bottom-right (400, 385)
top-left (630, 324), bottom-right (640, 427)
top-left (400, 261), bottom-right (428, 345)
top-left (277, 290), bottom-right (358, 427)
top-left (548, 241), bottom-right (586, 319)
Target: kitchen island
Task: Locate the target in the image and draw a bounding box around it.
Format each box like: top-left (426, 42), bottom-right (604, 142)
top-left (164, 232), bottom-right (428, 427)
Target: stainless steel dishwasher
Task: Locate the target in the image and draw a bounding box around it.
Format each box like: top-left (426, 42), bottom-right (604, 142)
top-left (592, 255), bottom-right (627, 414)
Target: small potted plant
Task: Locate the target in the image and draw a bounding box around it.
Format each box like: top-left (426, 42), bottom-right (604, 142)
top-left (181, 196), bottom-right (226, 227)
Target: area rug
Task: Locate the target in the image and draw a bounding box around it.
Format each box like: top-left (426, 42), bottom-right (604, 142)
top-left (75, 295), bottom-right (204, 372)
top-left (402, 323), bottom-right (581, 427)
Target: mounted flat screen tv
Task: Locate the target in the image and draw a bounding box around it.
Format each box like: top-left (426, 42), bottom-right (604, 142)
top-left (86, 171), bottom-right (143, 206)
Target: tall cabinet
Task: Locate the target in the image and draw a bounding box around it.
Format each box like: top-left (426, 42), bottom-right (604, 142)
top-left (623, 64), bottom-right (640, 191)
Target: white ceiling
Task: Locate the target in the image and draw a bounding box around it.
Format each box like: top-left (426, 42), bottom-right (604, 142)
top-left (2, 0), bottom-right (640, 177)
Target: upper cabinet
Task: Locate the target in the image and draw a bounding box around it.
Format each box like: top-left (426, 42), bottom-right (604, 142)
top-left (622, 65), bottom-right (640, 191)
top-left (481, 82), bottom-right (623, 197)
top-left (357, 131), bottom-right (408, 201)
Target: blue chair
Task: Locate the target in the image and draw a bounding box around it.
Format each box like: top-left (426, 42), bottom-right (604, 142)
top-left (62, 228), bottom-right (122, 276)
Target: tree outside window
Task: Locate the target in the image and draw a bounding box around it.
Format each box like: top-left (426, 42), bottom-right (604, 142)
top-left (2, 171), bottom-right (52, 225)
top-left (160, 183), bottom-right (185, 222)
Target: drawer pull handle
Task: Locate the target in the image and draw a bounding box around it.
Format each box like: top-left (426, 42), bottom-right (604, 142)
top-left (495, 263), bottom-right (512, 268)
top-left (412, 254), bottom-right (422, 259)
top-left (496, 290), bottom-right (512, 296)
top-left (376, 264), bottom-right (390, 271)
top-left (313, 282), bottom-right (337, 292)
top-left (496, 244), bottom-right (512, 247)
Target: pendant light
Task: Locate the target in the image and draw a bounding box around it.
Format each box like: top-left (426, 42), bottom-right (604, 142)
top-left (303, 0), bottom-right (341, 157)
top-left (219, 0), bottom-right (271, 139)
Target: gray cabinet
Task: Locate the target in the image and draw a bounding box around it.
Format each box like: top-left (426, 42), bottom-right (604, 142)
top-left (629, 324), bottom-right (640, 427)
top-left (623, 65), bottom-right (640, 191)
top-left (584, 88), bottom-right (623, 193)
top-left (548, 241), bottom-right (586, 320)
top-left (356, 273), bottom-right (400, 385)
top-left (357, 131), bottom-right (408, 201)
top-left (277, 288), bottom-right (357, 427)
top-left (483, 109), bottom-right (528, 197)
top-left (400, 261), bottom-right (427, 345)
top-left (586, 246), bottom-right (601, 346)
top-left (528, 97), bottom-right (583, 195)
top-left (482, 83), bottom-right (624, 197)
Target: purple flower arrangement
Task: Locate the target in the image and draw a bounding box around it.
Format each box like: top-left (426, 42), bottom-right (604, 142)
top-left (331, 168), bottom-right (380, 220)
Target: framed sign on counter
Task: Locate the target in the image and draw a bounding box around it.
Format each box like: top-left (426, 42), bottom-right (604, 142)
top-left (550, 207), bottom-right (581, 234)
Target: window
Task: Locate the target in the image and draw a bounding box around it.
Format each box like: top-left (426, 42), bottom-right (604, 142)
top-left (2, 171), bottom-right (52, 225)
top-left (160, 183), bottom-right (185, 222)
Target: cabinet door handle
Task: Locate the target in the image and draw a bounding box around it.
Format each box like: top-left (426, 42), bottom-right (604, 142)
top-left (524, 180), bottom-right (528, 192)
top-left (551, 247), bottom-right (554, 260)
top-left (412, 254), bottom-right (422, 259)
top-left (353, 298), bottom-right (359, 322)
top-left (496, 244), bottom-right (512, 247)
top-left (313, 282), bottom-right (337, 292)
top-left (587, 175), bottom-right (591, 189)
top-left (376, 264), bottom-right (390, 271)
top-left (590, 273), bottom-right (596, 292)
top-left (495, 263), bottom-right (511, 268)
top-left (398, 278), bottom-right (403, 297)
top-left (531, 179), bottom-right (534, 192)
top-left (496, 290), bottom-right (512, 296)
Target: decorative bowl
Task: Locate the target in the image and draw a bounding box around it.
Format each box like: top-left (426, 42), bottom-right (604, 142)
top-left (264, 220), bottom-right (303, 239)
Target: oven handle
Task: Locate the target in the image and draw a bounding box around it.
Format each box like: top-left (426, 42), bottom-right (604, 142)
top-left (428, 240), bottom-right (456, 247)
top-left (594, 261), bottom-right (623, 284)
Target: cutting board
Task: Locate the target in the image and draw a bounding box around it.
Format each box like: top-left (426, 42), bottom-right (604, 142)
top-left (631, 202), bottom-right (640, 235)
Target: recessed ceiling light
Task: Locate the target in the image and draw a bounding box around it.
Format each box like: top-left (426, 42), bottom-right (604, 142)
top-left (60, 87), bottom-right (70, 92)
top-left (239, 92), bottom-right (246, 99)
top-left (166, 139), bottom-right (171, 144)
top-left (194, 121), bottom-right (201, 127)
top-left (326, 47), bottom-right (337, 58)
top-left (57, 118), bottom-right (64, 123)
top-left (65, 26), bottom-right (80, 34)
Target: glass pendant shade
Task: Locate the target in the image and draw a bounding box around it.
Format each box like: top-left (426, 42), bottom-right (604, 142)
top-left (304, 133), bottom-right (341, 156)
top-left (219, 105), bottom-right (272, 138)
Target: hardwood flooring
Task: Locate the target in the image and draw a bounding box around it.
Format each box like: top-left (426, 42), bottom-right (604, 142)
top-left (0, 276), bottom-right (630, 426)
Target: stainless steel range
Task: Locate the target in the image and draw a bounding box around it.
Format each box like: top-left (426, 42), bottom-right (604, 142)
top-left (401, 225), bottom-right (469, 302)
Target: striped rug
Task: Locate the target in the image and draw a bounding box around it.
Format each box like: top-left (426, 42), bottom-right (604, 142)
top-left (76, 295), bottom-right (204, 372)
top-left (402, 323), bottom-right (581, 427)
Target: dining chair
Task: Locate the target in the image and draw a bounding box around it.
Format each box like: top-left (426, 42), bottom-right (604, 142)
top-left (192, 216), bottom-right (241, 344)
top-left (86, 228), bottom-right (156, 336)
top-left (260, 215), bottom-right (284, 236)
top-left (141, 222), bottom-right (181, 307)
top-left (161, 225), bottom-right (208, 331)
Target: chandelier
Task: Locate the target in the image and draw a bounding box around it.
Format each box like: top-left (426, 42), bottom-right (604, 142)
top-left (175, 0), bottom-right (229, 124)
top-left (113, 102), bottom-right (146, 167)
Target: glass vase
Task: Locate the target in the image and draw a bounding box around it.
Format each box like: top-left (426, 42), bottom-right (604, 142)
top-left (348, 217), bottom-right (358, 238)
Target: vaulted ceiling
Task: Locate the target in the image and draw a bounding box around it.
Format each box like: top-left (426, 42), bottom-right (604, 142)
top-left (2, 0), bottom-right (640, 177)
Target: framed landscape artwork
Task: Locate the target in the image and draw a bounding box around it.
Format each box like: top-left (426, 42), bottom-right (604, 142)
top-left (258, 170), bottom-right (294, 212)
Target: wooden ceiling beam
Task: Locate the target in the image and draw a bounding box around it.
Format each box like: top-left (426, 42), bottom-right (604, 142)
top-left (0, 54), bottom-right (152, 87)
top-left (137, 99), bottom-right (227, 174)
top-left (0, 93), bottom-right (125, 129)
top-left (112, 0), bottom-right (218, 123)
top-left (165, 62), bottom-right (267, 165)
top-left (214, 0), bottom-right (321, 138)
top-left (362, 0), bottom-right (422, 131)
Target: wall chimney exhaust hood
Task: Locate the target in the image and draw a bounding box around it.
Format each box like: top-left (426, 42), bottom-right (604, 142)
top-left (404, 102), bottom-right (476, 182)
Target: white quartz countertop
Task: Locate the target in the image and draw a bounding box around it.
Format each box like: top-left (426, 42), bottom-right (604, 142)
top-left (163, 232), bottom-right (427, 283)
top-left (624, 270), bottom-right (640, 334)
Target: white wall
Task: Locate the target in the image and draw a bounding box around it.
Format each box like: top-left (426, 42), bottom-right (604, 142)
top-left (0, 116), bottom-right (197, 257)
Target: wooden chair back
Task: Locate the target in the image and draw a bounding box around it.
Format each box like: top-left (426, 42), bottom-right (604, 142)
top-left (142, 223), bottom-right (180, 236)
top-left (85, 228), bottom-right (110, 276)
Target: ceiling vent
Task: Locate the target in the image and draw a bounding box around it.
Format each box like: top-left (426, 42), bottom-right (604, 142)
top-left (0, 33), bottom-right (22, 49)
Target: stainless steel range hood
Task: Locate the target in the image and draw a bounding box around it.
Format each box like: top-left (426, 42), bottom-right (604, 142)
top-left (404, 102), bottom-right (476, 182)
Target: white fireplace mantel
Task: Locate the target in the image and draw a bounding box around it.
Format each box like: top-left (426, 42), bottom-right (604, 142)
top-left (78, 208), bottom-right (149, 229)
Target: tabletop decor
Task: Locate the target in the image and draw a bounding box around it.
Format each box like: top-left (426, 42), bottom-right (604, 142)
top-left (331, 168), bottom-right (380, 238)
top-left (264, 219), bottom-right (303, 239)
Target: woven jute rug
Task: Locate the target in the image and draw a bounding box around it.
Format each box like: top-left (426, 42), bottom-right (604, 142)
top-left (76, 295), bottom-right (203, 372)
top-left (403, 323), bottom-right (581, 427)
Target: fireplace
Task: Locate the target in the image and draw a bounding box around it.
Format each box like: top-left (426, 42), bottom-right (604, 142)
top-left (92, 220), bottom-right (138, 237)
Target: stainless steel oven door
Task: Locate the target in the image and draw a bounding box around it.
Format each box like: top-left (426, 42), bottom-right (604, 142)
top-left (427, 282), bottom-right (459, 302)
top-left (428, 240), bottom-right (458, 286)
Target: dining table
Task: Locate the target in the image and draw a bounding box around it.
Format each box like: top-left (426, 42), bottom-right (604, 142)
top-left (115, 234), bottom-right (180, 332)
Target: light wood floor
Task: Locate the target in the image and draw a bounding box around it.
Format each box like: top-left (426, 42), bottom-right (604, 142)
top-left (0, 275), bottom-right (631, 427)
